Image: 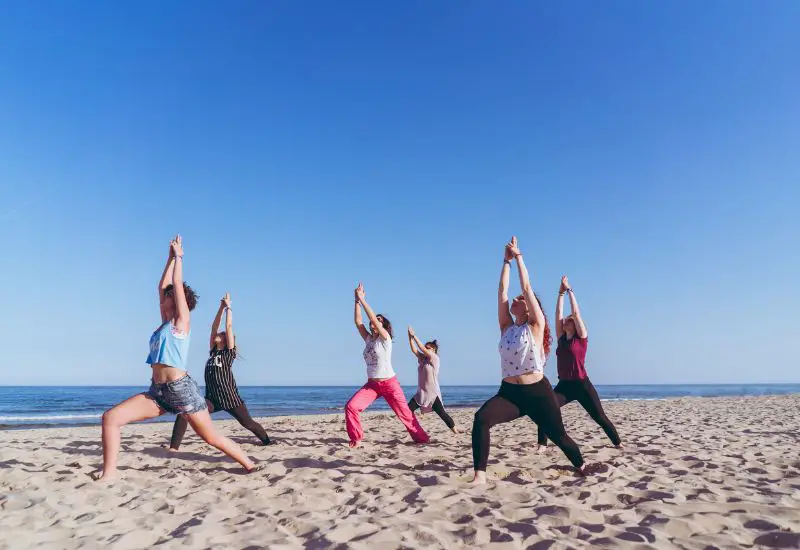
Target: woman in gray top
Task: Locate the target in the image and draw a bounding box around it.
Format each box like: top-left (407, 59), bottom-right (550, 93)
top-left (407, 326), bottom-right (458, 433)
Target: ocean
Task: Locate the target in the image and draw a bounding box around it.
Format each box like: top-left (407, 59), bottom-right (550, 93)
top-left (1, 384), bottom-right (799, 430)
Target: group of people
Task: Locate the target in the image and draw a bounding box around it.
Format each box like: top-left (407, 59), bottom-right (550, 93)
top-left (95, 235), bottom-right (621, 484)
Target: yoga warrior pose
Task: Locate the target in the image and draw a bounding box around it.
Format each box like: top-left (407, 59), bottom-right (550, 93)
top-left (407, 326), bottom-right (458, 433)
top-left (471, 237), bottom-right (586, 484)
top-left (537, 276), bottom-right (622, 450)
top-left (345, 283), bottom-right (430, 448)
top-left (169, 292), bottom-right (272, 451)
top-left (95, 236), bottom-right (259, 481)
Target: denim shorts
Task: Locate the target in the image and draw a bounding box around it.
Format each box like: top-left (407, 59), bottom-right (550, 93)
top-left (145, 374), bottom-right (207, 415)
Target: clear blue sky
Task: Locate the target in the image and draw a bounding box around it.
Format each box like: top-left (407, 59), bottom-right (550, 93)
top-left (1, 2), bottom-right (798, 386)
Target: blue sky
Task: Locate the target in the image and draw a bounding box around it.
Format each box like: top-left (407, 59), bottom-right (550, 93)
top-left (1, 2), bottom-right (798, 386)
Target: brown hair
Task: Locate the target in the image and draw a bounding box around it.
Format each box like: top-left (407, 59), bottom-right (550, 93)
top-left (425, 340), bottom-right (439, 354)
top-left (163, 283), bottom-right (199, 312)
top-left (375, 314), bottom-right (393, 339)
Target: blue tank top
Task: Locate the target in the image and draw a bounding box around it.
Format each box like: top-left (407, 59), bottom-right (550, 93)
top-left (146, 322), bottom-right (191, 370)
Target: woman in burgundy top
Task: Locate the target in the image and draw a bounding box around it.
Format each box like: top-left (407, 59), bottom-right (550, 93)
top-left (537, 276), bottom-right (622, 450)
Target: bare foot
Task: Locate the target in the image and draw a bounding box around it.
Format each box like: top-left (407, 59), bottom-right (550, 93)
top-left (90, 470), bottom-right (117, 483)
top-left (615, 443), bottom-right (624, 450)
top-left (246, 464), bottom-right (265, 474)
top-left (167, 447), bottom-right (179, 453)
top-left (536, 444), bottom-right (548, 454)
top-left (451, 426), bottom-right (460, 434)
top-left (469, 471), bottom-right (487, 485)
top-left (349, 440), bottom-right (362, 448)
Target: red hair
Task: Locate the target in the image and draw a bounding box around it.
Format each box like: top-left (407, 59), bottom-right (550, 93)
top-left (533, 292), bottom-right (552, 356)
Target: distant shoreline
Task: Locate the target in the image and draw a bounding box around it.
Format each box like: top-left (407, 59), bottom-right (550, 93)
top-left (2, 382), bottom-right (799, 388)
top-left (2, 392), bottom-right (799, 431)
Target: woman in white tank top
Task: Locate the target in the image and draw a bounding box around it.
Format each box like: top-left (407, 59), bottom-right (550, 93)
top-left (470, 237), bottom-right (587, 484)
top-left (344, 283), bottom-right (430, 448)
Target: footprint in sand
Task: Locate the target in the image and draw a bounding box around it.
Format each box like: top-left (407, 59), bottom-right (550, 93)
top-left (753, 532), bottom-right (800, 548)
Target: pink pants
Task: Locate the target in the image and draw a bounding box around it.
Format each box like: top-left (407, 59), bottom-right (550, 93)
top-left (345, 376), bottom-right (430, 445)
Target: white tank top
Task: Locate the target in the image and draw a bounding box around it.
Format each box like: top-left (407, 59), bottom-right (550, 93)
top-left (364, 335), bottom-right (395, 379)
top-left (499, 323), bottom-right (545, 378)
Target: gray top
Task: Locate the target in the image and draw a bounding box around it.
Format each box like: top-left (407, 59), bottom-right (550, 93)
top-left (413, 353), bottom-right (442, 412)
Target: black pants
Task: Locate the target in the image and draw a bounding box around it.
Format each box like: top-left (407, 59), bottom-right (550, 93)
top-left (537, 378), bottom-right (621, 446)
top-left (472, 377), bottom-right (584, 471)
top-left (408, 397), bottom-right (455, 429)
top-left (170, 400), bottom-right (271, 450)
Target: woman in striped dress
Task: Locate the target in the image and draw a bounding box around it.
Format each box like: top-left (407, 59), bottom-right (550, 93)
top-left (169, 293), bottom-right (271, 450)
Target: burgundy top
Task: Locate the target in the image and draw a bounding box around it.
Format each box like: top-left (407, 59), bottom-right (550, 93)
top-left (556, 335), bottom-right (588, 380)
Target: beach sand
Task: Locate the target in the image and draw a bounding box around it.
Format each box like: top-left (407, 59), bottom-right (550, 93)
top-left (1, 395), bottom-right (799, 549)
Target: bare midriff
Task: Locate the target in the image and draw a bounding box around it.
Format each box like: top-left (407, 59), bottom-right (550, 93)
top-left (151, 364), bottom-right (188, 384)
top-left (502, 371), bottom-right (544, 385)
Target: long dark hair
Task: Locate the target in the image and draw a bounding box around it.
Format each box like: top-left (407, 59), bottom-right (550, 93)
top-left (375, 314), bottom-right (393, 339)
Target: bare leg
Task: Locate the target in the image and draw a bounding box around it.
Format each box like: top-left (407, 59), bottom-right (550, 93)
top-left (98, 393), bottom-right (164, 481)
top-left (185, 409), bottom-right (258, 472)
top-left (170, 399), bottom-right (215, 451)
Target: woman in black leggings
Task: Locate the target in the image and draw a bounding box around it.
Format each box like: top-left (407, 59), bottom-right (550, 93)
top-left (169, 293), bottom-right (271, 450)
top-left (406, 326), bottom-right (458, 433)
top-left (471, 237), bottom-right (585, 484)
top-left (536, 276), bottom-right (622, 451)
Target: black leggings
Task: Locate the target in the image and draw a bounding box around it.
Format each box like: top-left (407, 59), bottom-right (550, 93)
top-left (408, 397), bottom-right (455, 429)
top-left (537, 378), bottom-right (621, 447)
top-left (170, 401), bottom-right (271, 450)
top-left (472, 378), bottom-right (584, 471)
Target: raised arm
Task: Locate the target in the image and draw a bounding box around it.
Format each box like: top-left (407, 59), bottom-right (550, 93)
top-left (210, 298), bottom-right (225, 349)
top-left (170, 236), bottom-right (190, 333)
top-left (354, 285), bottom-right (369, 341)
top-left (356, 283), bottom-right (390, 341)
top-left (408, 326), bottom-right (433, 359)
top-left (407, 327), bottom-right (421, 357)
top-left (563, 276), bottom-right (588, 338)
top-left (498, 245), bottom-right (514, 333)
top-left (555, 285), bottom-right (565, 339)
top-left (158, 244), bottom-right (176, 321)
top-left (223, 293), bottom-right (235, 349)
top-left (507, 236), bottom-right (545, 330)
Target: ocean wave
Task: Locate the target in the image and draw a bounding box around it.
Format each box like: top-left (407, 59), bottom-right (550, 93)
top-left (0, 414), bottom-right (102, 421)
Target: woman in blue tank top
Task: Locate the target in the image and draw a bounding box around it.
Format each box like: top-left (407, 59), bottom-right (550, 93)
top-left (95, 235), bottom-right (261, 481)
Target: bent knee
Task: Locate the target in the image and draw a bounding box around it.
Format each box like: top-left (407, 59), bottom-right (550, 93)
top-left (102, 409), bottom-right (122, 427)
top-left (473, 410), bottom-right (489, 429)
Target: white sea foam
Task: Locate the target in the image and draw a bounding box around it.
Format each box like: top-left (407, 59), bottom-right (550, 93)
top-left (0, 414), bottom-right (102, 421)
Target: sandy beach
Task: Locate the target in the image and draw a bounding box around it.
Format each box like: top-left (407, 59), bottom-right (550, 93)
top-left (1, 395), bottom-right (799, 549)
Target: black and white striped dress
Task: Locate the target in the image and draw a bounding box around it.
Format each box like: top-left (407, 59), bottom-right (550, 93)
top-left (204, 348), bottom-right (244, 411)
